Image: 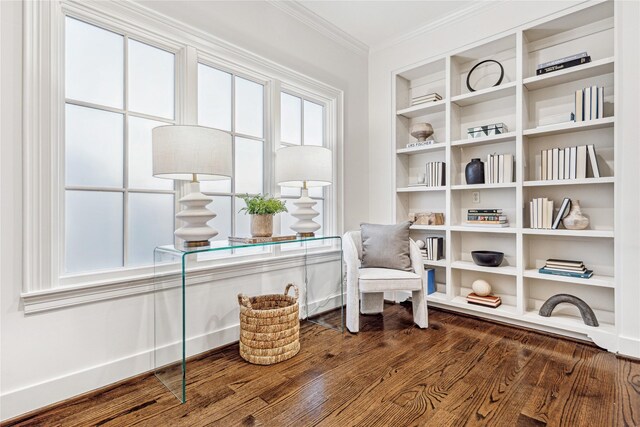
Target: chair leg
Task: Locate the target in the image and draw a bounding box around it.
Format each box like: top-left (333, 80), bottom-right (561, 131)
top-left (411, 289), bottom-right (428, 328)
top-left (361, 292), bottom-right (384, 314)
top-left (347, 284), bottom-right (360, 333)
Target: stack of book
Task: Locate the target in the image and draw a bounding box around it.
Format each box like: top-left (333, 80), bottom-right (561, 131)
top-left (539, 258), bottom-right (594, 279)
top-left (420, 237), bottom-right (444, 261)
top-left (485, 153), bottom-right (514, 184)
top-left (536, 52), bottom-right (591, 75)
top-left (575, 85), bottom-right (605, 122)
top-left (466, 209), bottom-right (508, 227)
top-left (466, 293), bottom-right (502, 308)
top-left (530, 197), bottom-right (570, 230)
top-left (540, 144), bottom-right (600, 180)
top-left (425, 162), bottom-right (446, 187)
top-left (411, 92), bottom-right (442, 106)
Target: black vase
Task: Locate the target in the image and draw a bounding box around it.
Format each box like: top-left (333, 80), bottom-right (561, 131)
top-left (465, 158), bottom-right (485, 184)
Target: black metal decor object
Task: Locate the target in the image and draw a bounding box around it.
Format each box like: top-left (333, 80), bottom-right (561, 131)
top-left (538, 293), bottom-right (599, 327)
top-left (466, 59), bottom-right (504, 92)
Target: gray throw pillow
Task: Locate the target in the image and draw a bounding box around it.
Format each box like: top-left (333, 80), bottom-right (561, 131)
top-left (360, 222), bottom-right (412, 271)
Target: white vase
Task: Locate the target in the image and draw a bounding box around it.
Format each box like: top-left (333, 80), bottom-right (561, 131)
top-left (562, 200), bottom-right (589, 230)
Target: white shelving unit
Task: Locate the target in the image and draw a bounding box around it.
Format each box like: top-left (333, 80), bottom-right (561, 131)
top-left (392, 2), bottom-right (617, 350)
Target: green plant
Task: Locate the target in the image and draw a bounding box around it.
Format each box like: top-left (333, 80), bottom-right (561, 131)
top-left (237, 194), bottom-right (288, 215)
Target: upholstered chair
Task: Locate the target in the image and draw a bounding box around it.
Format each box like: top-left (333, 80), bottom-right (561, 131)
top-left (343, 230), bottom-right (428, 333)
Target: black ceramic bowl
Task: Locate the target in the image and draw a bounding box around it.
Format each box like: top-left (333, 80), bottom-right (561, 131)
top-left (471, 251), bottom-right (504, 267)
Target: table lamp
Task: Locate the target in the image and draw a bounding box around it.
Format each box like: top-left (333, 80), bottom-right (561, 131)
top-left (276, 145), bottom-right (332, 237)
top-left (152, 125), bottom-right (232, 247)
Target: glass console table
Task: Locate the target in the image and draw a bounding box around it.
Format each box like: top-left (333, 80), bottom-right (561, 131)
top-left (153, 235), bottom-right (343, 403)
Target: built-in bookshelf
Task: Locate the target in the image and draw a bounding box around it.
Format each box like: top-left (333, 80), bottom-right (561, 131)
top-left (392, 1), bottom-right (617, 350)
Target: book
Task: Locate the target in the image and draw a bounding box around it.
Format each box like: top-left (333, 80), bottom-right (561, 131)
top-left (468, 209), bottom-right (502, 213)
top-left (543, 266), bottom-right (588, 273)
top-left (529, 201), bottom-right (534, 229)
top-left (504, 153), bottom-right (513, 183)
top-left (467, 215), bottom-right (507, 221)
top-left (426, 268), bottom-right (436, 294)
top-left (536, 198), bottom-right (543, 229)
top-left (466, 220), bottom-right (507, 224)
top-left (546, 258), bottom-right (585, 267)
top-left (590, 86), bottom-right (598, 121)
top-left (564, 147), bottom-right (571, 180)
top-left (536, 56), bottom-right (591, 75)
top-left (584, 86), bottom-right (592, 121)
top-left (538, 52), bottom-right (588, 69)
top-left (547, 150), bottom-right (553, 180)
top-left (493, 153), bottom-right (499, 184)
top-left (552, 197), bottom-right (571, 229)
top-left (539, 267), bottom-right (593, 279)
top-left (498, 154), bottom-right (504, 183)
top-left (466, 293), bottom-right (501, 303)
top-left (575, 89), bottom-right (584, 122)
top-left (546, 199), bottom-right (554, 229)
top-left (569, 146), bottom-right (577, 179)
top-left (464, 222), bottom-right (510, 228)
top-left (552, 148), bottom-right (559, 180)
top-left (228, 235), bottom-right (296, 244)
top-left (466, 293), bottom-right (502, 308)
top-left (598, 87), bottom-right (604, 119)
top-left (558, 149), bottom-right (565, 180)
top-left (587, 144), bottom-right (600, 178)
top-left (541, 149), bottom-right (547, 180)
top-left (576, 145), bottom-right (587, 179)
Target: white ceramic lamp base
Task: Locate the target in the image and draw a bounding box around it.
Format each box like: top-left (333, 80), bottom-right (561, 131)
top-left (290, 188), bottom-right (321, 237)
top-left (175, 182), bottom-right (218, 247)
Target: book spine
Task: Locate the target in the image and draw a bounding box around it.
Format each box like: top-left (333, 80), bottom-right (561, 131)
top-left (467, 215), bottom-right (506, 220)
top-left (427, 269), bottom-right (436, 294)
top-left (538, 268), bottom-right (593, 278)
top-left (536, 56), bottom-right (591, 75)
top-left (537, 52), bottom-right (588, 68)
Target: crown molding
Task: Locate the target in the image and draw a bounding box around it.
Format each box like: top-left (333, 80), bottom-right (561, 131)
top-left (266, 0), bottom-right (369, 56)
top-left (371, 1), bottom-right (506, 53)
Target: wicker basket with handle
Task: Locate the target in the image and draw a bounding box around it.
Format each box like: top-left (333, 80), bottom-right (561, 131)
top-left (238, 283), bottom-right (300, 365)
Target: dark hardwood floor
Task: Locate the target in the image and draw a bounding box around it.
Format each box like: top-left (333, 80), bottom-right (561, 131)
top-left (4, 304), bottom-right (640, 427)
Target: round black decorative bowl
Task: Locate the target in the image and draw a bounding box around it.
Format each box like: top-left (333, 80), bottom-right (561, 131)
top-left (471, 251), bottom-right (504, 267)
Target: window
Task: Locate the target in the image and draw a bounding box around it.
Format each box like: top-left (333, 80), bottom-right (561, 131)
top-left (23, 1), bottom-right (343, 305)
top-left (279, 92), bottom-right (326, 236)
top-left (197, 63), bottom-right (266, 243)
top-left (64, 17), bottom-right (176, 273)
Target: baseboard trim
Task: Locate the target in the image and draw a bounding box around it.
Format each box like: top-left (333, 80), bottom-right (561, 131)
top-left (0, 293), bottom-right (345, 422)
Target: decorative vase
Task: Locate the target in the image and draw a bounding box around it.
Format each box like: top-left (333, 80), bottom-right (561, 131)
top-left (410, 123), bottom-right (434, 142)
top-left (562, 200), bottom-right (589, 230)
top-left (465, 158), bottom-right (485, 184)
top-left (250, 214), bottom-right (273, 237)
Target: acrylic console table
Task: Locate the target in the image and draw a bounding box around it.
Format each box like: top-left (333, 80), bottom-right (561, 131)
top-left (152, 236), bottom-right (343, 402)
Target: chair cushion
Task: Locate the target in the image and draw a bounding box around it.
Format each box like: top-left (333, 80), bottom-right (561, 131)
top-left (358, 268), bottom-right (421, 292)
top-left (360, 222), bottom-right (412, 271)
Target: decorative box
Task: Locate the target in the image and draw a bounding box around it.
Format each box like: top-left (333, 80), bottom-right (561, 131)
top-left (467, 123), bottom-right (508, 139)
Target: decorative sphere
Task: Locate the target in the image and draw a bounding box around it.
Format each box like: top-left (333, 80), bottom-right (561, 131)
top-left (471, 279), bottom-right (492, 296)
top-left (416, 240), bottom-right (426, 249)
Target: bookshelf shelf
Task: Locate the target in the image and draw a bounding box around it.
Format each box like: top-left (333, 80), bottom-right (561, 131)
top-left (452, 182), bottom-right (516, 190)
top-left (451, 261), bottom-right (517, 276)
top-left (521, 229), bottom-right (614, 238)
top-left (523, 177), bottom-right (615, 187)
top-left (523, 57), bottom-right (615, 91)
top-left (396, 143), bottom-right (446, 155)
top-left (410, 225), bottom-right (447, 231)
top-left (397, 186), bottom-right (446, 193)
top-left (523, 269), bottom-right (615, 288)
top-left (451, 132), bottom-right (516, 148)
top-left (523, 117), bottom-right (614, 137)
top-left (393, 2), bottom-right (618, 349)
top-left (424, 259), bottom-right (447, 267)
top-left (450, 82), bottom-right (517, 107)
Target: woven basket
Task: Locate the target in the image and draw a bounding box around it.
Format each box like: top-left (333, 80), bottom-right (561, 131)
top-left (238, 283), bottom-right (300, 365)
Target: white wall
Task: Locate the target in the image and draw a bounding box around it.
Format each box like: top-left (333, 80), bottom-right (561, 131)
top-left (0, 0), bottom-right (367, 421)
top-left (368, 0), bottom-right (640, 356)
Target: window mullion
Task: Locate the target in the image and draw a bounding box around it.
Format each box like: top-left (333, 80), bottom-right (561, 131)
top-left (123, 34), bottom-right (130, 267)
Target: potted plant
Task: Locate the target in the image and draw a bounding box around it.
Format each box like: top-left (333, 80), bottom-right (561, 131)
top-left (237, 194), bottom-right (288, 237)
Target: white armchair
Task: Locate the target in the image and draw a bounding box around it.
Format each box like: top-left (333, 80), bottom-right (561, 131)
top-left (343, 230), bottom-right (428, 333)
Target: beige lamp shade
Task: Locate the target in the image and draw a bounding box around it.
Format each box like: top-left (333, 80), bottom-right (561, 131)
top-left (152, 125), bottom-right (232, 181)
top-left (276, 145), bottom-right (332, 188)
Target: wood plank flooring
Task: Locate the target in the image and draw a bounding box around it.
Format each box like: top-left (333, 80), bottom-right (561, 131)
top-left (4, 304), bottom-right (639, 426)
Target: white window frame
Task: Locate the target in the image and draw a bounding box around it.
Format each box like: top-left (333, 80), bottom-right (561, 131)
top-left (21, 0), bottom-right (343, 312)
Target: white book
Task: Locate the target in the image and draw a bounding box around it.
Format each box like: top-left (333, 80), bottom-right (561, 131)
top-left (530, 201), bottom-right (534, 229)
top-left (503, 153), bottom-right (513, 183)
top-left (575, 89), bottom-right (584, 122)
top-left (576, 145), bottom-right (588, 179)
top-left (552, 148), bottom-right (559, 180)
top-left (570, 146), bottom-right (577, 179)
top-left (484, 156), bottom-right (489, 184)
top-left (592, 87), bottom-right (597, 119)
top-left (559, 149), bottom-right (565, 180)
top-left (493, 154), bottom-right (499, 185)
top-left (542, 198), bottom-right (549, 229)
top-left (547, 150), bottom-right (553, 180)
top-left (584, 87), bottom-right (592, 121)
top-left (541, 150), bottom-right (547, 181)
top-left (598, 87), bottom-right (604, 119)
top-left (498, 154), bottom-right (504, 183)
top-left (546, 199), bottom-right (554, 229)
top-left (564, 147), bottom-right (571, 179)
top-left (587, 144), bottom-right (600, 178)
top-left (537, 198), bottom-right (543, 229)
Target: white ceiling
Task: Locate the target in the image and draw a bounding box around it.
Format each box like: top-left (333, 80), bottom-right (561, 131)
top-left (295, 1), bottom-right (475, 48)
